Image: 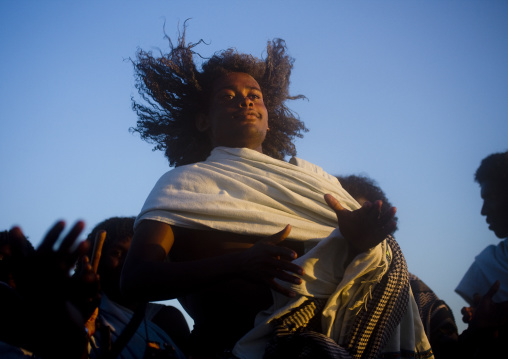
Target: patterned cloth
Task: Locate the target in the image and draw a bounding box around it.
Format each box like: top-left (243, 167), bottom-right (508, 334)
top-left (346, 236), bottom-right (410, 359)
top-left (234, 236), bottom-right (433, 359)
top-left (409, 274), bottom-right (459, 358)
top-left (260, 237), bottom-right (432, 359)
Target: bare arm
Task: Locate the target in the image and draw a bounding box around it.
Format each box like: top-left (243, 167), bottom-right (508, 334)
top-left (120, 220), bottom-right (304, 302)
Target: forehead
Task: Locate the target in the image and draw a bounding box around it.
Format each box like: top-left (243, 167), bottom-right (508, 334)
top-left (480, 180), bottom-right (507, 199)
top-left (212, 72), bottom-right (262, 93)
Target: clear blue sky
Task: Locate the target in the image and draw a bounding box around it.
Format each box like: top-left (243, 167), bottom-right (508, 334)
top-left (1, 1), bottom-right (507, 332)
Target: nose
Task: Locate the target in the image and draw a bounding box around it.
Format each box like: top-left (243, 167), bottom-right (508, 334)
top-left (481, 202), bottom-right (487, 216)
top-left (239, 96), bottom-right (254, 107)
top-left (481, 200), bottom-right (490, 216)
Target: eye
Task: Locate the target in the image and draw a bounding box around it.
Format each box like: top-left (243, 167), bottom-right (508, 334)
top-left (108, 249), bottom-right (123, 258)
top-left (217, 91), bottom-right (235, 101)
top-left (248, 91), bottom-right (262, 100)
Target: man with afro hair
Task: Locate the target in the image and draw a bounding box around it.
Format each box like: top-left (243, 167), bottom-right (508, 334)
top-left (121, 26), bottom-right (428, 359)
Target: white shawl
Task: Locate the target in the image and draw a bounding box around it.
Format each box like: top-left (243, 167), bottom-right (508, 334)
top-left (136, 147), bottom-right (430, 358)
top-left (136, 147), bottom-right (359, 249)
top-left (456, 238), bottom-right (508, 304)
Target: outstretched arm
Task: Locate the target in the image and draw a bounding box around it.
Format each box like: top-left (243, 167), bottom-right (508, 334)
top-left (324, 194), bottom-right (397, 254)
top-left (120, 220), bottom-right (304, 302)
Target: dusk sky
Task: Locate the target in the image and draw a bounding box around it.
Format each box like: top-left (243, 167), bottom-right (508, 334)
top-left (1, 1), bottom-right (507, 332)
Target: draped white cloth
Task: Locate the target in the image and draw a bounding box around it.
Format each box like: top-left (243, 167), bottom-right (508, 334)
top-left (456, 238), bottom-right (508, 304)
top-left (136, 147), bottom-right (359, 249)
top-left (136, 147), bottom-right (431, 358)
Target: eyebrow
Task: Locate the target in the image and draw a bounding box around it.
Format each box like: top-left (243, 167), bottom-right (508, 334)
top-left (213, 85), bottom-right (262, 93)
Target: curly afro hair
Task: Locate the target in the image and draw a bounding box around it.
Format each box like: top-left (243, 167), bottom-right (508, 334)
top-left (131, 24), bottom-right (308, 167)
top-left (475, 150), bottom-right (508, 189)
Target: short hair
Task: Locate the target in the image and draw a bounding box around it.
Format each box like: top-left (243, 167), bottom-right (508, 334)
top-left (131, 24), bottom-right (308, 167)
top-left (85, 217), bottom-right (135, 261)
top-left (337, 174), bottom-right (399, 233)
top-left (474, 150), bottom-right (508, 189)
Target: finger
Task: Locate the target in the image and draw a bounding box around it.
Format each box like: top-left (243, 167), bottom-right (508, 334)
top-left (8, 226), bottom-right (24, 240)
top-left (90, 230), bottom-right (107, 273)
top-left (264, 245), bottom-right (299, 261)
top-left (269, 280), bottom-right (297, 298)
top-left (324, 193), bottom-right (346, 213)
top-left (274, 270), bottom-right (303, 285)
top-left (265, 257), bottom-right (304, 275)
top-left (59, 220), bottom-right (85, 253)
top-left (74, 240), bottom-right (90, 259)
top-left (260, 225), bottom-right (292, 246)
top-left (63, 240), bottom-right (89, 270)
top-left (484, 280), bottom-right (501, 299)
top-left (38, 221), bottom-right (66, 253)
top-left (81, 255), bottom-right (90, 265)
top-left (8, 226), bottom-right (29, 253)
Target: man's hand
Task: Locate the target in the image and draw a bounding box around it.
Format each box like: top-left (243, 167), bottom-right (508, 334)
top-left (10, 221), bottom-right (90, 298)
top-left (240, 225), bottom-right (304, 297)
top-left (324, 194), bottom-right (397, 253)
top-left (463, 280), bottom-right (508, 330)
top-left (7, 221), bottom-right (91, 358)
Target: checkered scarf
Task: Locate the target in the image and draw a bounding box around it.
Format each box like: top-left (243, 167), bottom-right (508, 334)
top-left (263, 236), bottom-right (410, 359)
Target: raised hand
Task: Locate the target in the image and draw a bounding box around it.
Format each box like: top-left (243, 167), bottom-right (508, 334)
top-left (324, 193), bottom-right (397, 253)
top-left (465, 280), bottom-right (508, 330)
top-left (10, 221), bottom-right (90, 298)
top-left (239, 225), bottom-right (304, 297)
top-left (6, 221), bottom-right (91, 358)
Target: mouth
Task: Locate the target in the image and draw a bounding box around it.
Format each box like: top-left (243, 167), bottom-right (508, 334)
top-left (234, 110), bottom-right (261, 120)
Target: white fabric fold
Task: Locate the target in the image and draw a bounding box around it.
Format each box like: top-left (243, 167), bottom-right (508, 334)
top-left (136, 147), bottom-right (359, 248)
top-left (136, 147), bottom-right (430, 358)
top-left (233, 229), bottom-right (391, 358)
top-left (455, 238), bottom-right (508, 304)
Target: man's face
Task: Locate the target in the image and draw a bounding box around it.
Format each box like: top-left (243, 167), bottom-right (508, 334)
top-left (99, 237), bottom-right (132, 302)
top-left (200, 72), bottom-right (268, 153)
top-left (480, 180), bottom-right (508, 239)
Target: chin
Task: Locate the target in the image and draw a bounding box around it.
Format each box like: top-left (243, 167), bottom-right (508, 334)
top-left (495, 231), bottom-right (508, 239)
top-left (491, 226), bottom-right (508, 239)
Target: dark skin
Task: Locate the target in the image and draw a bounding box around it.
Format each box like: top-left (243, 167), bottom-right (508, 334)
top-left (461, 281), bottom-right (508, 328)
top-left (96, 234), bottom-right (191, 355)
top-left (459, 180), bottom-right (508, 331)
top-left (479, 180), bottom-right (508, 239)
top-left (121, 72), bottom-right (396, 356)
top-left (2, 221), bottom-right (95, 359)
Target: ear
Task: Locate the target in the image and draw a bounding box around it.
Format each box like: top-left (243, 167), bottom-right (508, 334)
top-left (195, 113), bottom-right (210, 132)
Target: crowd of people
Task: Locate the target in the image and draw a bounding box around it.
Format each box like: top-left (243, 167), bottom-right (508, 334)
top-left (1, 28), bottom-right (507, 359)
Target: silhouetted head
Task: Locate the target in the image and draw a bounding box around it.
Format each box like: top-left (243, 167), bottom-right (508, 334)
top-left (475, 150), bottom-right (508, 239)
